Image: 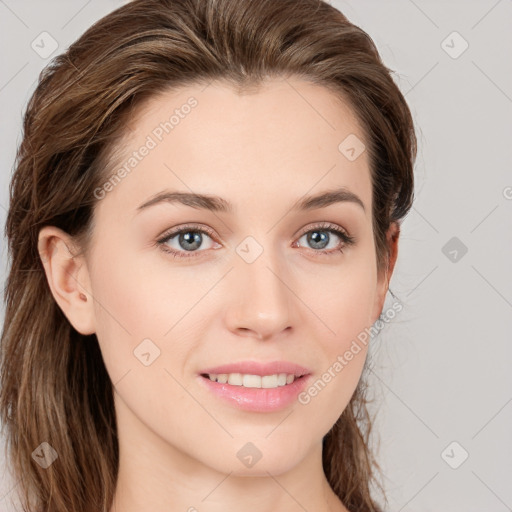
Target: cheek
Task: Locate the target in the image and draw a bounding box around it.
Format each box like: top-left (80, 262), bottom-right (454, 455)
top-left (87, 247), bottom-right (165, 379)
top-left (305, 257), bottom-right (378, 343)
top-left (89, 242), bottom-right (176, 335)
top-left (88, 244), bottom-right (209, 384)
top-left (296, 288), bottom-right (372, 443)
top-left (294, 259), bottom-right (376, 428)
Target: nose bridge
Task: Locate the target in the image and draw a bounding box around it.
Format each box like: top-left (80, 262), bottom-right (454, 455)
top-left (225, 236), bottom-right (293, 339)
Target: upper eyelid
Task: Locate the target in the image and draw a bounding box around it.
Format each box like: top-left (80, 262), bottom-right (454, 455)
top-left (158, 223), bottom-right (215, 240)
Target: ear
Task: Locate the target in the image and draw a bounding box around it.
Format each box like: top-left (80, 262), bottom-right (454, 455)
top-left (38, 226), bottom-right (96, 335)
top-left (371, 221), bottom-right (400, 324)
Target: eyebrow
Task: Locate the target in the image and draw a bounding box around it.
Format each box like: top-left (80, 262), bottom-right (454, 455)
top-left (136, 187), bottom-right (365, 214)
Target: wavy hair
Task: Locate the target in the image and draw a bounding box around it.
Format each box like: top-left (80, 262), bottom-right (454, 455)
top-left (0, 1), bottom-right (416, 511)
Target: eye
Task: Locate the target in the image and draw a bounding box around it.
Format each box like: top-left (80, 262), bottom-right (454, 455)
top-left (294, 222), bottom-right (356, 256)
top-left (156, 224), bottom-right (220, 259)
top-left (156, 221), bottom-right (356, 260)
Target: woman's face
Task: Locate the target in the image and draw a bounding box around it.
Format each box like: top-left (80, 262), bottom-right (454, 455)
top-left (61, 77), bottom-right (394, 475)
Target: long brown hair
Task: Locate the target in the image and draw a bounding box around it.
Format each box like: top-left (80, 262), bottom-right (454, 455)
top-left (0, 1), bottom-right (416, 511)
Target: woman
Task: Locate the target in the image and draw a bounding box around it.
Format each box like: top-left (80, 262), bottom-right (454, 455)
top-left (0, 0), bottom-right (416, 511)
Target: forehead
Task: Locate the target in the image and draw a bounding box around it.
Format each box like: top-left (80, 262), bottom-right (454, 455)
top-left (95, 77), bottom-right (373, 221)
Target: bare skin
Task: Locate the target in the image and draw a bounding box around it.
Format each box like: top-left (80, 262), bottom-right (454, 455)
top-left (39, 77), bottom-right (398, 512)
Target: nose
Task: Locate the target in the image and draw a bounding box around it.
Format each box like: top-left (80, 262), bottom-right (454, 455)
top-left (223, 245), bottom-right (295, 340)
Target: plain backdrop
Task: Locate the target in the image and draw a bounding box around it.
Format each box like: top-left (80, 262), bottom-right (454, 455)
top-left (1, 1), bottom-right (511, 511)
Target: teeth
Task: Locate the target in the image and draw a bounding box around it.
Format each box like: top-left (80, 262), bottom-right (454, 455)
top-left (228, 373), bottom-right (243, 386)
top-left (216, 374), bottom-right (228, 384)
top-left (243, 374), bottom-right (261, 388)
top-left (261, 375), bottom-right (277, 388)
top-left (207, 373), bottom-right (297, 388)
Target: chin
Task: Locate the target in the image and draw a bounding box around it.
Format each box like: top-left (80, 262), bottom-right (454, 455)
top-left (219, 440), bottom-right (309, 477)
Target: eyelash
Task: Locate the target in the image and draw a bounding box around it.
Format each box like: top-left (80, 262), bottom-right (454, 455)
top-left (156, 222), bottom-right (356, 259)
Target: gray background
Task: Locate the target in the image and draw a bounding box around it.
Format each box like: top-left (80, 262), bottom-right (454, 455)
top-left (1, 1), bottom-right (511, 511)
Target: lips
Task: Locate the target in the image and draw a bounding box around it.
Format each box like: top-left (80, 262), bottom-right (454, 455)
top-left (197, 360), bottom-right (312, 412)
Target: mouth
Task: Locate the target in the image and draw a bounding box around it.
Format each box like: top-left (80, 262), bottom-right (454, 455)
top-left (197, 361), bottom-right (312, 412)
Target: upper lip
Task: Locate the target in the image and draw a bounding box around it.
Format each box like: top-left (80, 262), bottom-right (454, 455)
top-left (200, 361), bottom-right (311, 377)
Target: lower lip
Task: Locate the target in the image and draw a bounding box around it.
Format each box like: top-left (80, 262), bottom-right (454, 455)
top-left (198, 374), bottom-right (311, 412)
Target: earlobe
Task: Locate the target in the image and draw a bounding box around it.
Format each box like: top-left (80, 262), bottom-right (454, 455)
top-left (38, 226), bottom-right (96, 335)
